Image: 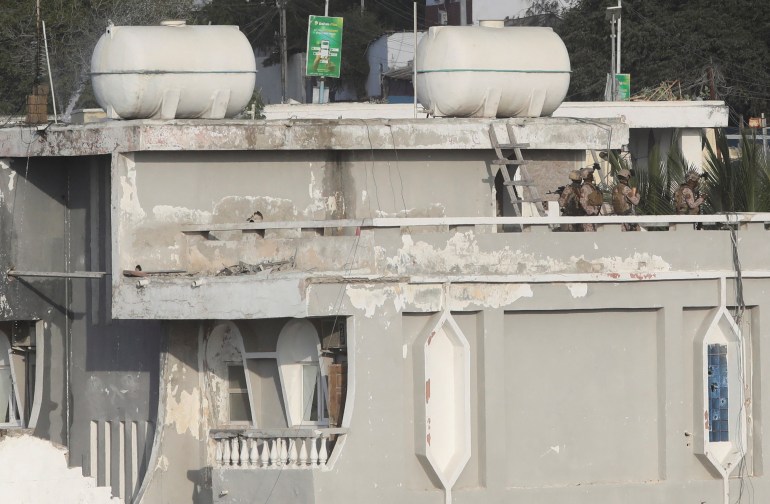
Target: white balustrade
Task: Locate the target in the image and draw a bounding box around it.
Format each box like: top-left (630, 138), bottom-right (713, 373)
top-left (319, 436), bottom-right (328, 466)
top-left (299, 438), bottom-right (308, 466)
top-left (249, 439), bottom-right (259, 466)
top-left (269, 439), bottom-right (278, 466)
top-left (215, 439), bottom-right (223, 465)
top-left (222, 438), bottom-right (231, 465)
top-left (310, 436), bottom-right (319, 467)
top-left (212, 429), bottom-right (345, 469)
top-left (240, 437), bottom-right (249, 465)
top-left (279, 438), bottom-right (288, 466)
top-left (289, 439), bottom-right (298, 466)
top-left (260, 440), bottom-right (270, 467)
top-left (230, 437), bottom-right (239, 465)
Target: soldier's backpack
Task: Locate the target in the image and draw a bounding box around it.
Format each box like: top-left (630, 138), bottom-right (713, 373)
top-left (673, 185), bottom-right (687, 213)
top-left (587, 185), bottom-right (603, 207)
top-left (612, 185), bottom-right (630, 214)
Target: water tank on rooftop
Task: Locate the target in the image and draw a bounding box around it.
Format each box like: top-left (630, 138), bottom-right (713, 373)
top-left (416, 25), bottom-right (570, 118)
top-left (91, 22), bottom-right (257, 120)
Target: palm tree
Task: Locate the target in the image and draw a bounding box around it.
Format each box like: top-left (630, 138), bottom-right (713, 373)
top-left (605, 133), bottom-right (689, 215)
top-left (703, 129), bottom-right (770, 213)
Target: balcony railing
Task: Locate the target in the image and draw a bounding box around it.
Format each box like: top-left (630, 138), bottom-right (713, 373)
top-left (211, 428), bottom-right (347, 469)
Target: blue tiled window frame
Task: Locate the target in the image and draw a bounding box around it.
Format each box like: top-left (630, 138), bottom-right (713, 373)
top-left (707, 344), bottom-right (729, 443)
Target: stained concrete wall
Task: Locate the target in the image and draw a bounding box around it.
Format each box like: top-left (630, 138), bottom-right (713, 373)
top-left (112, 148), bottom-right (583, 276)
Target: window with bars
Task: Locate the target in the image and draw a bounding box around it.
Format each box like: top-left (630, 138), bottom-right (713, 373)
top-left (707, 344), bottom-right (729, 442)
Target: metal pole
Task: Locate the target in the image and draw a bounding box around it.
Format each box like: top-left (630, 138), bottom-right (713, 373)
top-left (279, 0), bottom-right (288, 103)
top-left (42, 21), bottom-right (58, 123)
top-left (361, 0), bottom-right (364, 14)
top-left (459, 0), bottom-right (467, 26)
top-left (35, 0), bottom-right (42, 81)
top-left (763, 112), bottom-right (768, 161)
top-left (616, 2), bottom-right (622, 74)
top-left (7, 270), bottom-right (106, 279)
top-left (413, 2), bottom-right (417, 118)
top-left (318, 0), bottom-right (329, 104)
top-left (610, 16), bottom-right (616, 101)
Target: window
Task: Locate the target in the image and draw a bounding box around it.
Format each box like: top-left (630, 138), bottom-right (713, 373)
top-left (301, 363), bottom-right (328, 424)
top-left (0, 329), bottom-right (21, 427)
top-left (227, 364), bottom-right (252, 424)
top-left (276, 320), bottom-right (329, 427)
top-left (707, 344), bottom-right (729, 442)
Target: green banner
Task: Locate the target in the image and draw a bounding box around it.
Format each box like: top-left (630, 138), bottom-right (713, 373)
top-left (615, 73), bottom-right (631, 101)
top-left (306, 16), bottom-right (344, 78)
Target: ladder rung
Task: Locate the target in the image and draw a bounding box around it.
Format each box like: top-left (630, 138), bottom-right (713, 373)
top-left (497, 143), bottom-right (530, 149)
top-left (513, 198), bottom-right (543, 203)
top-left (503, 180), bottom-right (535, 186)
top-left (491, 159), bottom-right (526, 165)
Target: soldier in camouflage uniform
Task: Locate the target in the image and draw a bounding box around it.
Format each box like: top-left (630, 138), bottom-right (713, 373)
top-left (579, 165), bottom-right (602, 231)
top-left (674, 171), bottom-right (707, 215)
top-left (558, 170), bottom-right (584, 231)
top-left (612, 168), bottom-right (640, 231)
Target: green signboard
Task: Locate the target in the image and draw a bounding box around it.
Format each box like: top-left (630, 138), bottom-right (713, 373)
top-left (306, 16), bottom-right (344, 78)
top-left (615, 73), bottom-right (631, 101)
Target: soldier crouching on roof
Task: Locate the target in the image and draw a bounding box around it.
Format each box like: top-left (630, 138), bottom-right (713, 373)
top-left (579, 164), bottom-right (603, 231)
top-left (612, 168), bottom-right (640, 231)
top-left (558, 170), bottom-right (584, 231)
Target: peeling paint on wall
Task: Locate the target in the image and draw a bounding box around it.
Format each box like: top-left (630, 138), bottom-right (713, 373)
top-left (385, 232), bottom-right (673, 277)
top-left (120, 156), bottom-right (147, 224)
top-left (396, 285), bottom-right (442, 313)
top-left (0, 159), bottom-right (14, 199)
top-left (387, 232), bottom-right (570, 275)
top-left (0, 294), bottom-right (11, 316)
top-left (449, 284), bottom-right (534, 310)
top-left (166, 389), bottom-right (201, 439)
top-left (347, 282), bottom-right (536, 316)
top-left (566, 283), bottom-right (588, 298)
top-left (347, 285), bottom-right (390, 318)
top-left (152, 205), bottom-right (213, 224)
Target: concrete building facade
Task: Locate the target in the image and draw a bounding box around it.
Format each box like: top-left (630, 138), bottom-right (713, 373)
top-left (1, 109), bottom-right (769, 504)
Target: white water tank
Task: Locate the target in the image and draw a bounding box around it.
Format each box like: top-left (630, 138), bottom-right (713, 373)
top-left (91, 22), bottom-right (257, 120)
top-left (416, 25), bottom-right (570, 118)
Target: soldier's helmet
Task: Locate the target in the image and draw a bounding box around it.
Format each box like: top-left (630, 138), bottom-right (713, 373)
top-left (686, 171), bottom-right (701, 183)
top-left (580, 167), bottom-right (594, 179)
top-left (568, 170), bottom-right (582, 182)
top-left (617, 168), bottom-right (632, 179)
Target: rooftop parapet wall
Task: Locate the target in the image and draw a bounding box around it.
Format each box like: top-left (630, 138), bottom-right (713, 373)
top-left (0, 117), bottom-right (627, 157)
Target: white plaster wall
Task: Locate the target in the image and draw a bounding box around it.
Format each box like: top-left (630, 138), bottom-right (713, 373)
top-left (366, 33), bottom-right (425, 98)
top-left (0, 434), bottom-right (120, 504)
top-left (680, 128), bottom-right (704, 169)
top-left (254, 53), bottom-right (307, 105)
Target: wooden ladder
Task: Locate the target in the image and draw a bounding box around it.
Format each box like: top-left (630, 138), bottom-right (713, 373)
top-left (489, 123), bottom-right (545, 218)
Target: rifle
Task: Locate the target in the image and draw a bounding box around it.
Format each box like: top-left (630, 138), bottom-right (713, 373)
top-left (547, 185), bottom-right (566, 195)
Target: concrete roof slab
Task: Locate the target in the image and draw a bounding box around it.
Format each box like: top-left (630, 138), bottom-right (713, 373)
top-left (0, 117), bottom-right (627, 157)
